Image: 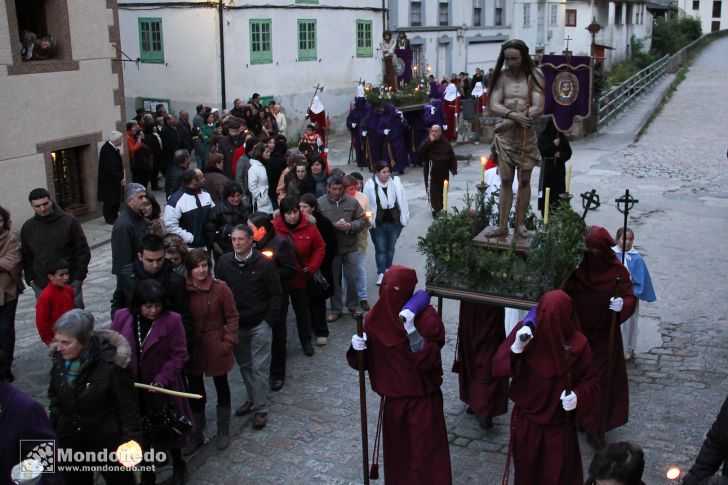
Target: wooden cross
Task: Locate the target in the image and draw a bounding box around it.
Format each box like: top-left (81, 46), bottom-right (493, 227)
top-left (615, 189), bottom-right (639, 263)
top-left (564, 35), bottom-right (573, 51)
top-left (580, 189), bottom-right (601, 220)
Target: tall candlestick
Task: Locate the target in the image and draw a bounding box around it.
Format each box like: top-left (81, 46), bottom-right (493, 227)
top-left (544, 188), bottom-right (551, 226)
top-left (443, 179), bottom-right (449, 211)
top-left (480, 156), bottom-right (486, 184)
top-left (565, 165), bottom-right (572, 194)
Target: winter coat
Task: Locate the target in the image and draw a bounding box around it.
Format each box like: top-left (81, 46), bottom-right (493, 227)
top-left (199, 123), bottom-right (216, 163)
top-left (363, 175), bottom-right (410, 228)
top-left (205, 199), bottom-right (252, 258)
top-left (165, 162), bottom-right (186, 198)
top-left (202, 168), bottom-right (230, 204)
top-left (248, 158), bottom-right (274, 213)
top-left (272, 214), bottom-right (326, 290)
top-left (0, 379), bottom-right (57, 484)
top-left (20, 202), bottom-right (90, 287)
top-left (111, 206), bottom-right (150, 275)
top-left (253, 231), bottom-right (297, 290)
top-left (110, 309), bottom-right (192, 449)
top-left (684, 394), bottom-right (728, 484)
top-left (312, 211), bottom-right (338, 299)
top-left (159, 126), bottom-right (180, 172)
top-left (97, 141), bottom-right (124, 205)
top-left (48, 329), bottom-right (142, 451)
top-left (164, 186), bottom-right (215, 248)
top-left (214, 249), bottom-right (284, 328)
top-left (185, 275), bottom-right (238, 376)
top-left (110, 261), bottom-right (191, 339)
top-left (0, 229), bottom-right (24, 305)
top-left (316, 194), bottom-right (366, 255)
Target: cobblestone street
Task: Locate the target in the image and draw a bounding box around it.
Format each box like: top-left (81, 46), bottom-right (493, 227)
top-left (10, 36), bottom-right (728, 484)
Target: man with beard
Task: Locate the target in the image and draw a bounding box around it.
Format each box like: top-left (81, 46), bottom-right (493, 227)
top-left (216, 118), bottom-right (245, 177)
top-left (484, 39), bottom-right (545, 238)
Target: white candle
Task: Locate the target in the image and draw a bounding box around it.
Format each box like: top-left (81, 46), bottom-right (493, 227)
top-left (565, 165), bottom-right (572, 194)
top-left (544, 188), bottom-right (551, 226)
top-left (443, 180), bottom-right (449, 211)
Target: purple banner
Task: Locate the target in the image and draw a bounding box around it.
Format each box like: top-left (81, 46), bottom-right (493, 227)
top-left (541, 55), bottom-right (592, 131)
top-left (396, 48), bottom-right (413, 85)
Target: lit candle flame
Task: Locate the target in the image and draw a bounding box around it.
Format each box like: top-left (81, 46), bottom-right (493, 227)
top-left (365, 211), bottom-right (372, 218)
top-left (666, 467), bottom-right (681, 480)
top-left (117, 440), bottom-right (143, 468)
top-left (261, 250), bottom-right (274, 259)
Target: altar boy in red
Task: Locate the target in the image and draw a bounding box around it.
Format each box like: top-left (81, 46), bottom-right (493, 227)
top-left (347, 265), bottom-right (451, 485)
top-left (563, 226), bottom-right (636, 448)
top-left (493, 290), bottom-right (600, 485)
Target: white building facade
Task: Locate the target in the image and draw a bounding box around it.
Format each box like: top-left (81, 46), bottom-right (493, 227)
top-left (387, 0), bottom-right (653, 77)
top-left (119, 0), bottom-right (383, 129)
top-left (0, 0), bottom-right (126, 223)
top-left (677, 0), bottom-right (725, 33)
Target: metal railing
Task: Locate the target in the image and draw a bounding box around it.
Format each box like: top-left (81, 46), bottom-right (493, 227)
top-left (596, 54), bottom-right (669, 129)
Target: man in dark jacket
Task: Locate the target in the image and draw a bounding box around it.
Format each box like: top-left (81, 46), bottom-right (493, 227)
top-left (417, 124), bottom-right (457, 216)
top-left (215, 225), bottom-right (283, 430)
top-left (159, 115), bottom-right (181, 177)
top-left (177, 110), bottom-right (194, 152)
top-left (21, 188), bottom-right (90, 308)
top-left (536, 117), bottom-right (572, 217)
top-left (97, 131), bottom-right (125, 224)
top-left (111, 183), bottom-right (149, 275)
top-left (684, 394), bottom-right (728, 485)
top-left (110, 234), bottom-right (190, 331)
top-left (215, 119), bottom-right (245, 178)
top-left (164, 149), bottom-right (191, 198)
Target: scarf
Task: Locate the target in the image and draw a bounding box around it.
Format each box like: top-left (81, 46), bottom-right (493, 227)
top-left (64, 351), bottom-right (90, 386)
top-left (374, 177), bottom-right (397, 210)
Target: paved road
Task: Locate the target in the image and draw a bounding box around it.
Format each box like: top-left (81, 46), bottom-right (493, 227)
top-left (10, 36), bottom-right (728, 484)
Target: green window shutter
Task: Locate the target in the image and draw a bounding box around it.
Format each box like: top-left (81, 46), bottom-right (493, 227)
top-left (356, 20), bottom-right (373, 58)
top-left (138, 18), bottom-right (164, 64)
top-left (250, 19), bottom-right (273, 64)
top-left (297, 19), bottom-right (317, 61)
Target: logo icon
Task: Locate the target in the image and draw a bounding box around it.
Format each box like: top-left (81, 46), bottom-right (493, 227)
top-left (13, 440), bottom-right (55, 481)
top-left (552, 71), bottom-right (579, 106)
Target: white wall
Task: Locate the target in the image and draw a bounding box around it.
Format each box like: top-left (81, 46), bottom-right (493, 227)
top-left (679, 0), bottom-right (727, 34)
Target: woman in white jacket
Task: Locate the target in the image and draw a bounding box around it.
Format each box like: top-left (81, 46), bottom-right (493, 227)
top-left (363, 161), bottom-right (410, 284)
top-left (247, 142), bottom-right (274, 213)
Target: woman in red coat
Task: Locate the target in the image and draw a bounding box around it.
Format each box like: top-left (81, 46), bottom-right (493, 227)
top-left (182, 249), bottom-right (238, 454)
top-left (110, 278), bottom-right (192, 484)
top-left (563, 226), bottom-right (636, 448)
top-left (493, 290), bottom-right (601, 485)
top-left (347, 265), bottom-right (451, 485)
top-left (271, 196), bottom-right (325, 381)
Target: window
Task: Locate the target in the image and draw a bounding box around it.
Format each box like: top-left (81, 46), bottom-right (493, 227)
top-left (410, 1), bottom-right (422, 26)
top-left (297, 19), bottom-right (316, 61)
top-left (713, 1), bottom-right (722, 16)
top-left (495, 7), bottom-right (503, 25)
top-left (356, 20), bottom-right (373, 57)
top-left (692, 0), bottom-right (700, 8)
top-left (626, 4), bottom-right (633, 24)
top-left (138, 18), bottom-right (164, 63)
top-left (473, 7), bottom-right (482, 26)
top-left (439, 2), bottom-right (449, 26)
top-left (565, 9), bottom-right (577, 26)
top-left (615, 5), bottom-right (622, 25)
top-left (412, 44), bottom-right (423, 73)
top-left (51, 147), bottom-right (86, 212)
top-left (549, 4), bottom-right (558, 25)
top-left (523, 3), bottom-right (531, 27)
top-left (250, 19), bottom-right (272, 64)
top-left (711, 20), bottom-right (721, 30)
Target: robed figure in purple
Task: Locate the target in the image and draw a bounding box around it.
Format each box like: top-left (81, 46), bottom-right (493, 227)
top-left (406, 108), bottom-right (428, 167)
top-left (346, 86), bottom-right (371, 169)
top-left (424, 100), bottom-right (446, 129)
top-left (377, 104), bottom-right (410, 174)
top-left (362, 108), bottom-right (384, 169)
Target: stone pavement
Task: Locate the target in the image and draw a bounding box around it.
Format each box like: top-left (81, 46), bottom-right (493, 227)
top-left (10, 37), bottom-right (728, 484)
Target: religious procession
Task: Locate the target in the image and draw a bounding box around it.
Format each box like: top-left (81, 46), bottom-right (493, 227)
top-left (2, 10), bottom-right (728, 484)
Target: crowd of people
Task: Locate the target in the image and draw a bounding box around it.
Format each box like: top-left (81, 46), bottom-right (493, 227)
top-left (1, 47), bottom-right (725, 485)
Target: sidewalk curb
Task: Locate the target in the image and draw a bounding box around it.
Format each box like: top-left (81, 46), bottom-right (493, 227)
top-left (633, 73), bottom-right (677, 143)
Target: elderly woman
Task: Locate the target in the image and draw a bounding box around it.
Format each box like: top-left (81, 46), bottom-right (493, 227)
top-left (0, 205), bottom-right (23, 363)
top-left (183, 249), bottom-right (238, 454)
top-left (111, 280), bottom-right (191, 484)
top-left (49, 309), bottom-right (141, 485)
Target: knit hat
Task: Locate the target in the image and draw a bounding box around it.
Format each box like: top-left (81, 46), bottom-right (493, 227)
top-left (124, 183), bottom-right (146, 201)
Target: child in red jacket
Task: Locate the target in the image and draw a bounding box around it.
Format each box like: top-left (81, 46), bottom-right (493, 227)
top-left (35, 259), bottom-right (75, 344)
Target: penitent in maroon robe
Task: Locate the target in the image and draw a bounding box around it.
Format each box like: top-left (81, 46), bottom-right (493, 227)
top-left (455, 302), bottom-right (509, 419)
top-left (347, 266), bottom-right (451, 485)
top-left (493, 290), bottom-right (601, 485)
top-left (563, 226), bottom-right (636, 436)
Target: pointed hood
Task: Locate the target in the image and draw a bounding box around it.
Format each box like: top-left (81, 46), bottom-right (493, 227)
top-left (364, 265), bottom-right (418, 347)
top-left (309, 96), bottom-right (325, 114)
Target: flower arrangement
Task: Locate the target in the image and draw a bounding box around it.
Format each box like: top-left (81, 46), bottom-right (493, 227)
top-left (364, 79), bottom-right (429, 110)
top-left (417, 189), bottom-right (586, 301)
